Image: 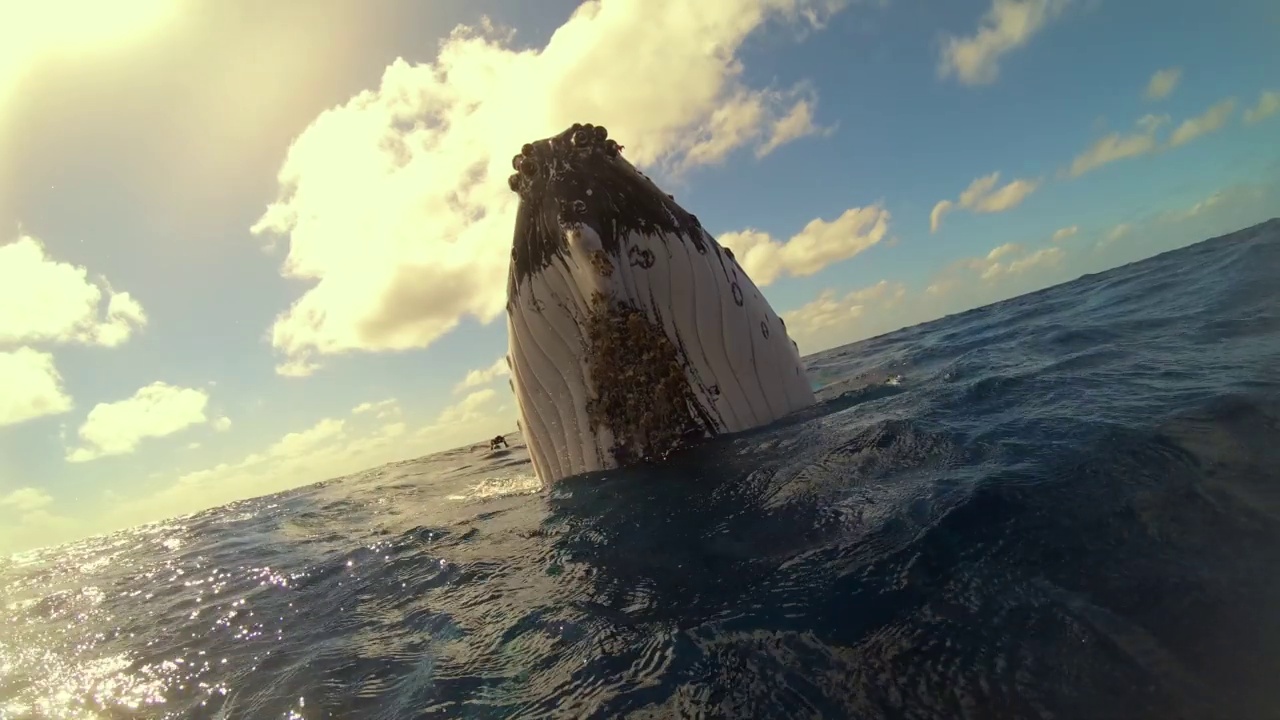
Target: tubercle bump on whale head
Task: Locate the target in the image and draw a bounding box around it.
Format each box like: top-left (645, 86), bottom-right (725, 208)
top-left (506, 122), bottom-right (621, 197)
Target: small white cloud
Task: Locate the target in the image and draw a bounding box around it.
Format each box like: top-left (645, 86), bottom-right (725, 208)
top-left (928, 242), bottom-right (1065, 292)
top-left (1099, 223), bottom-right (1131, 246)
top-left (1066, 114), bottom-right (1168, 178)
top-left (434, 389), bottom-right (499, 427)
top-left (0, 235), bottom-right (147, 347)
top-left (122, 392), bottom-right (502, 529)
top-left (781, 280), bottom-right (906, 354)
top-left (275, 356), bottom-right (320, 378)
top-left (779, 231), bottom-right (1080, 356)
top-left (251, 1), bottom-right (850, 376)
top-left (261, 417), bottom-right (347, 462)
top-left (1051, 225), bottom-right (1079, 242)
top-left (1168, 98), bottom-right (1236, 147)
top-left (1134, 113), bottom-right (1170, 135)
top-left (0, 485), bottom-right (78, 554)
top-left (0, 487), bottom-right (54, 514)
top-left (929, 201), bottom-right (955, 235)
top-left (985, 242), bottom-right (1020, 261)
top-left (682, 84), bottom-right (830, 167)
top-left (187, 441), bottom-right (202, 450)
top-left (1068, 132), bottom-right (1158, 177)
top-left (1242, 89), bottom-right (1279, 125)
top-left (212, 416), bottom-right (232, 432)
top-left (938, 0), bottom-right (1070, 86)
top-left (351, 398), bottom-right (400, 419)
top-left (454, 358), bottom-right (510, 394)
top-left (0, 348), bottom-right (74, 428)
top-left (755, 96), bottom-right (834, 158)
top-left (1161, 190), bottom-right (1229, 223)
top-left (129, 415), bottom-right (396, 522)
top-left (407, 388), bottom-right (514, 454)
top-left (996, 245), bottom-right (1063, 277)
top-left (1143, 67), bottom-right (1181, 101)
top-left (930, 172), bottom-right (1040, 232)
top-left (67, 382), bottom-right (210, 462)
top-left (718, 203), bottom-right (892, 286)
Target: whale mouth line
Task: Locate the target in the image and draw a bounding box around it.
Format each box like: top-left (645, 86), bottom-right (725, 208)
top-left (505, 123), bottom-right (817, 484)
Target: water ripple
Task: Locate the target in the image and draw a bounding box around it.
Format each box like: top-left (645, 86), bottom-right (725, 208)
top-left (3, 221), bottom-right (1280, 718)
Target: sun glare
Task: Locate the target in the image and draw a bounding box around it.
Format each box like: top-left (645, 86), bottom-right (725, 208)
top-left (0, 0), bottom-right (179, 104)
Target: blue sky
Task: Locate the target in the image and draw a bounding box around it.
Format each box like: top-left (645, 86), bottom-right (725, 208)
top-left (1, 0), bottom-right (1277, 553)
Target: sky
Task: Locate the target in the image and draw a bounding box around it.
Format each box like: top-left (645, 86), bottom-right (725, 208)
top-left (1, 0), bottom-right (1278, 554)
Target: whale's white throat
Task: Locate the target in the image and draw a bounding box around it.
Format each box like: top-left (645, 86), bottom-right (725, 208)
top-left (505, 123), bottom-right (816, 484)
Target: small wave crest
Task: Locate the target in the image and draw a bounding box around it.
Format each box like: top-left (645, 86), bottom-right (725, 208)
top-left (446, 473), bottom-right (544, 502)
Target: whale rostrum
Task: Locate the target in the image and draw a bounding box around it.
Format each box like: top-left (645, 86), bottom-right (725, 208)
top-left (505, 123), bottom-right (816, 483)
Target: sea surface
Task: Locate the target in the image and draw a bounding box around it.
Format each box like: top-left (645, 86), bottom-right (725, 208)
top-left (3, 220), bottom-right (1280, 720)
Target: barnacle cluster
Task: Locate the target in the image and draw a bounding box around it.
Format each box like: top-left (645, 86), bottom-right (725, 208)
top-left (583, 292), bottom-right (705, 465)
top-left (588, 249), bottom-right (614, 277)
top-left (507, 122), bottom-right (622, 195)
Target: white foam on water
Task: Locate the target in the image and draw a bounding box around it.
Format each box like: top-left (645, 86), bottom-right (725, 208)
top-left (446, 473), bottom-right (544, 502)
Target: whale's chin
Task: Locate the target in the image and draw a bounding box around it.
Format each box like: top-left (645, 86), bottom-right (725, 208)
top-left (504, 123), bottom-right (816, 484)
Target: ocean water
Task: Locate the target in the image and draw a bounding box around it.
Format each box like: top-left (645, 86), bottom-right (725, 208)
top-left (3, 219), bottom-right (1280, 720)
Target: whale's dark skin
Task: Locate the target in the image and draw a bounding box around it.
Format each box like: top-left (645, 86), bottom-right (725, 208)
top-left (504, 123), bottom-right (714, 303)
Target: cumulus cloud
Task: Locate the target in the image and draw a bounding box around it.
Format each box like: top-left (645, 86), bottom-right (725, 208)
top-left (116, 402), bottom-right (416, 526)
top-left (1143, 67), bottom-right (1180, 101)
top-left (147, 413), bottom-right (406, 522)
top-left (755, 97), bottom-right (833, 158)
top-left (974, 243), bottom-right (1064, 281)
top-left (1244, 90), bottom-right (1279, 125)
top-left (1168, 98), bottom-right (1236, 148)
top-left (1161, 190), bottom-right (1228, 223)
top-left (251, 1), bottom-right (849, 376)
top-left (1051, 225), bottom-right (1079, 242)
top-left (212, 416), bottom-right (232, 432)
top-left (0, 486), bottom-right (76, 555)
top-left (67, 382), bottom-right (211, 462)
top-left (352, 398), bottom-right (400, 417)
top-left (781, 280), bottom-right (907, 354)
top-left (765, 176), bottom-right (1279, 357)
top-left (0, 235), bottom-right (147, 347)
top-left (434, 389), bottom-right (500, 426)
top-left (112, 394), bottom-right (515, 530)
top-left (782, 237), bottom-right (1070, 354)
top-left (0, 487), bottom-right (54, 513)
top-left (1066, 114), bottom-right (1168, 178)
top-left (275, 357), bottom-right (320, 378)
top-left (1069, 98), bottom-right (1233, 165)
top-left (925, 242), bottom-right (1065, 295)
top-left (929, 172), bottom-right (1040, 232)
top-left (258, 418), bottom-right (355, 467)
top-left (1083, 182), bottom-right (1278, 259)
top-left (937, 0), bottom-right (1069, 86)
top-left (1097, 222), bottom-right (1131, 247)
top-left (454, 357), bottom-right (509, 394)
top-left (718, 203), bottom-right (891, 285)
top-left (0, 348), bottom-right (73, 427)
top-left (407, 389), bottom-right (514, 457)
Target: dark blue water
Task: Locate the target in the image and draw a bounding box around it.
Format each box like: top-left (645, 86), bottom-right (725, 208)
top-left (3, 220), bottom-right (1279, 720)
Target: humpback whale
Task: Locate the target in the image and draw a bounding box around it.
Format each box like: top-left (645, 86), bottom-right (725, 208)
top-left (504, 123), bottom-right (816, 484)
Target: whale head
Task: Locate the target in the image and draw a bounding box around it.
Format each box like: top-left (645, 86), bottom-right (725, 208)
top-left (505, 123), bottom-right (708, 299)
top-left (503, 123), bottom-right (816, 485)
